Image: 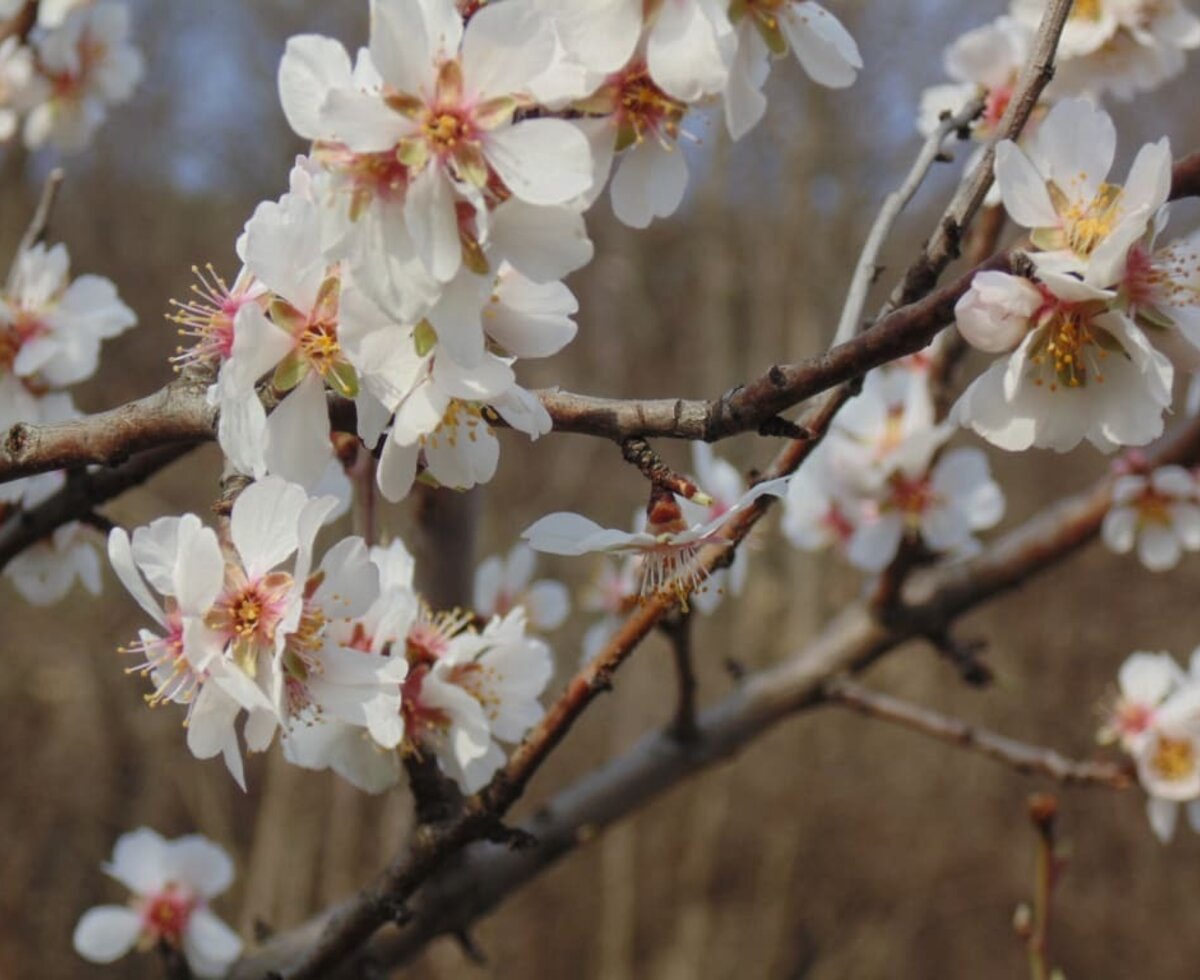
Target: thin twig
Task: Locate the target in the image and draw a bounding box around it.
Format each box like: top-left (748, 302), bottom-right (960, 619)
top-left (882, 0), bottom-right (1073, 314)
top-left (1019, 795), bottom-right (1063, 980)
top-left (833, 97), bottom-right (984, 345)
top-left (823, 679), bottom-right (1130, 788)
top-left (6, 168), bottom-right (65, 291)
top-left (661, 612), bottom-right (697, 743)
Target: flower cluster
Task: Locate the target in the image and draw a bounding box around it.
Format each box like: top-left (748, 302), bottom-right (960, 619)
top-left (173, 0), bottom-right (860, 505)
top-left (0, 0), bottom-right (142, 153)
top-left (782, 360), bottom-right (1005, 572)
top-left (952, 98), bottom-right (1199, 453)
top-left (73, 828), bottom-right (241, 978)
top-left (1101, 650), bottom-right (1200, 842)
top-left (1, 239), bottom-right (135, 603)
top-left (1102, 461), bottom-right (1200, 570)
top-left (108, 475), bottom-right (556, 793)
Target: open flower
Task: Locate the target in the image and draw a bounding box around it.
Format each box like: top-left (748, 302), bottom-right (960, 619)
top-left (1101, 465), bottom-right (1200, 571)
top-left (845, 429), bottom-right (1005, 572)
top-left (993, 98), bottom-right (1172, 287)
top-left (953, 269), bottom-right (1173, 453)
top-left (474, 543), bottom-right (570, 631)
top-left (522, 476), bottom-right (790, 604)
top-left (73, 828), bottom-right (242, 978)
top-left (21, 3), bottom-right (143, 152)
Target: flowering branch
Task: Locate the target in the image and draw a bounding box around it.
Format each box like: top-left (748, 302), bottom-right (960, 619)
top-left (233, 402), bottom-right (1200, 977)
top-left (882, 0), bottom-right (1073, 315)
top-left (823, 678), bottom-right (1131, 788)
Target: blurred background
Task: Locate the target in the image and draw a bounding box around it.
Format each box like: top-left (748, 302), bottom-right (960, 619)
top-left (3, 1), bottom-right (1200, 977)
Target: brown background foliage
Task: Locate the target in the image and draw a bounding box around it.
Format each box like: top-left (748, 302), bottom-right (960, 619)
top-left (2, 2), bottom-right (1200, 977)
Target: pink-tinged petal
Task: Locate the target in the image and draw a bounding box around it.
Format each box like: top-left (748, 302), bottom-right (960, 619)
top-left (73, 906), bottom-right (142, 964)
top-left (230, 475), bottom-right (308, 577)
top-left (485, 118), bottom-right (593, 206)
top-left (611, 138), bottom-right (688, 229)
top-left (107, 528), bottom-right (166, 626)
top-left (780, 2), bottom-right (862, 88)
top-left (377, 435), bottom-right (419, 503)
top-left (165, 837), bottom-right (235, 898)
top-left (278, 34), bottom-right (353, 140)
top-left (406, 166), bottom-right (462, 282)
top-left (182, 908), bottom-right (243, 978)
top-left (461, 0), bottom-right (554, 99)
top-left (994, 141), bottom-right (1058, 229)
top-left (263, 374), bottom-right (334, 490)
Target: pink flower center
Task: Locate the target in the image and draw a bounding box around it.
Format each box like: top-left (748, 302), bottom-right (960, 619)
top-left (139, 885), bottom-right (196, 946)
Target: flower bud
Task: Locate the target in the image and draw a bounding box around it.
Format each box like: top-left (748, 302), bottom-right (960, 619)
top-left (955, 270), bottom-right (1043, 353)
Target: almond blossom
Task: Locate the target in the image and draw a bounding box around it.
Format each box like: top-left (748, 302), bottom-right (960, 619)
top-left (993, 98), bottom-right (1172, 287)
top-left (0, 36), bottom-right (32, 142)
top-left (0, 240), bottom-right (135, 392)
top-left (845, 430), bottom-right (1006, 572)
top-left (679, 442), bottom-right (750, 614)
top-left (73, 828), bottom-right (242, 977)
top-left (1104, 649), bottom-right (1200, 842)
top-left (279, 0), bottom-right (592, 288)
top-left (474, 543), bottom-right (570, 631)
top-left (953, 269), bottom-right (1174, 453)
top-left (522, 476), bottom-right (790, 604)
top-left (1013, 0), bottom-right (1200, 100)
top-left (1101, 465), bottom-right (1200, 571)
top-left (1121, 218), bottom-right (1200, 366)
top-left (21, 3), bottom-right (143, 152)
top-left (725, 0), bottom-right (861, 138)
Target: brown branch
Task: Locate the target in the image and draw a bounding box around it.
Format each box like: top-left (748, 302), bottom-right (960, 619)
top-left (823, 678), bottom-right (1130, 788)
top-left (661, 612), bottom-right (697, 743)
top-left (5, 140), bottom-right (1200, 482)
top-left (882, 0), bottom-right (1073, 314)
top-left (233, 406), bottom-right (1200, 976)
top-left (0, 442), bottom-right (197, 568)
top-left (0, 1), bottom-right (36, 45)
top-left (234, 306), bottom-right (1200, 978)
top-left (6, 168), bottom-right (64, 291)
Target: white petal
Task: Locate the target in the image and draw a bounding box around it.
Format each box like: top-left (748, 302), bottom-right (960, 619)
top-left (230, 475), bottom-right (308, 577)
top-left (165, 837), bottom-right (235, 898)
top-left (73, 906), bottom-right (142, 964)
top-left (486, 118), bottom-right (594, 206)
top-left (183, 908), bottom-right (244, 979)
top-left (994, 141), bottom-right (1058, 229)
top-left (610, 139), bottom-right (688, 229)
top-left (278, 34), bottom-right (353, 140)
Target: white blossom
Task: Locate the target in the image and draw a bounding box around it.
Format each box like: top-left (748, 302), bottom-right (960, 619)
top-left (73, 828), bottom-right (242, 978)
top-left (1101, 465), bottom-right (1200, 571)
top-left (474, 543), bottom-right (570, 631)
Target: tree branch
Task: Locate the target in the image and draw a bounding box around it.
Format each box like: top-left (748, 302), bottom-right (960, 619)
top-left (833, 96), bottom-right (985, 345)
top-left (823, 678), bottom-right (1130, 788)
